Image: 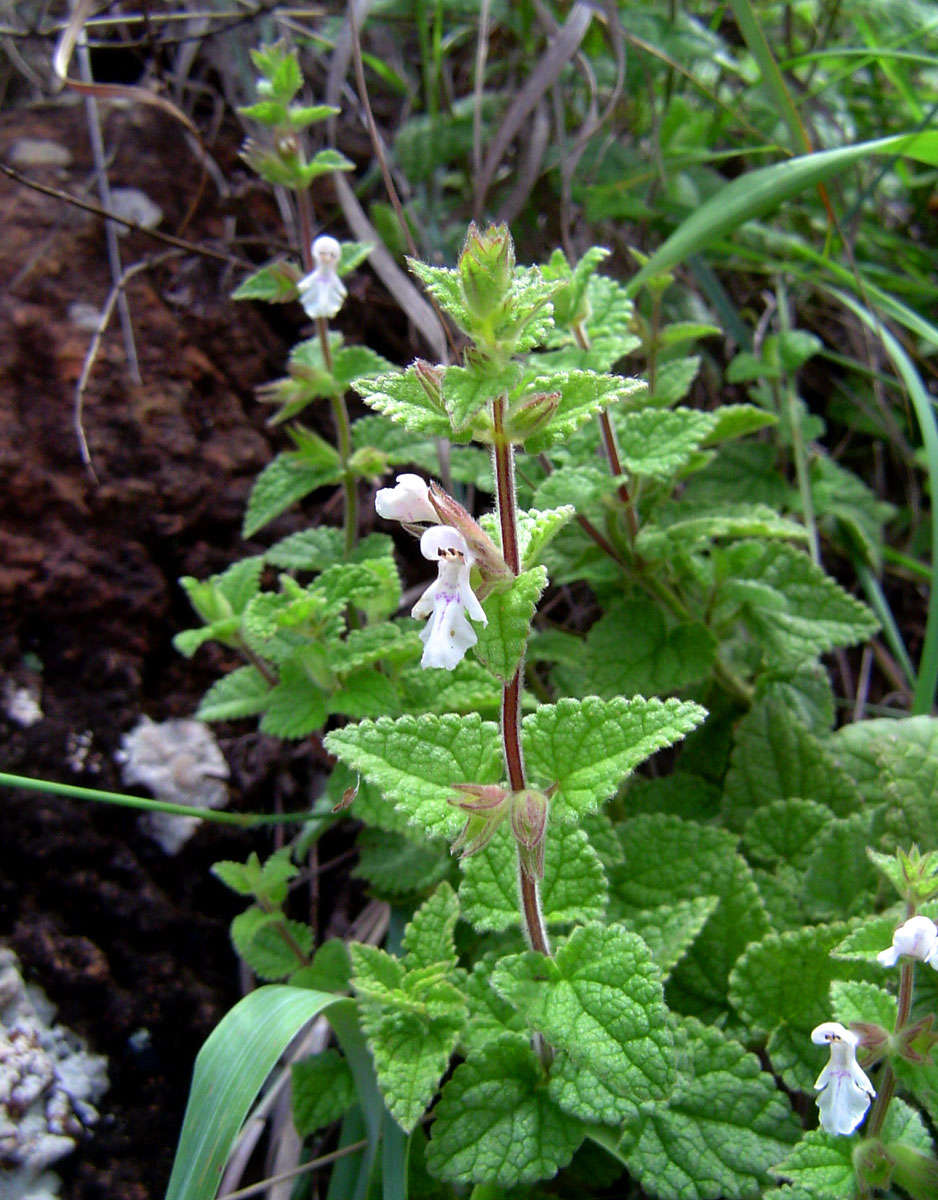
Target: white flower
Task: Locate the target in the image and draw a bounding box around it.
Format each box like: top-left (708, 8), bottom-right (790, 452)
top-left (298, 234), bottom-right (347, 319)
top-left (412, 526), bottom-right (487, 670)
top-left (811, 1022), bottom-right (876, 1136)
top-left (877, 915), bottom-right (938, 968)
top-left (375, 473), bottom-right (439, 524)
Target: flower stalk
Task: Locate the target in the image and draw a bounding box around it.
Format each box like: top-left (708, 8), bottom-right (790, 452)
top-left (493, 392), bottom-right (550, 958)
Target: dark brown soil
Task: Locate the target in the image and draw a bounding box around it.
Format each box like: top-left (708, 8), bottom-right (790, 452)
top-left (0, 99), bottom-right (356, 1198)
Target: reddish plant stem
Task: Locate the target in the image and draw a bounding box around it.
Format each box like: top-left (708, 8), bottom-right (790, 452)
top-left (572, 320), bottom-right (639, 541)
top-left (493, 394), bottom-right (550, 958)
top-left (864, 958), bottom-right (914, 1145)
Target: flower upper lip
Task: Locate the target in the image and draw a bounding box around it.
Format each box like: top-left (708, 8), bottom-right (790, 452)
top-left (410, 526), bottom-right (487, 670)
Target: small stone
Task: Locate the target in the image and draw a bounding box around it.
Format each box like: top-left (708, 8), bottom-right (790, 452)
top-left (8, 139), bottom-right (72, 168)
top-left (67, 302), bottom-right (103, 332)
top-left (107, 188), bottom-right (162, 233)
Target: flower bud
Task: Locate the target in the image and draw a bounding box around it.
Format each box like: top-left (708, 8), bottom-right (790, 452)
top-left (375, 473), bottom-right (438, 523)
top-left (459, 222), bottom-right (515, 322)
top-left (449, 783), bottom-right (510, 858)
top-left (427, 481), bottom-right (510, 582)
top-left (413, 359), bottom-right (447, 414)
top-left (504, 391), bottom-right (560, 441)
top-left (510, 789), bottom-right (549, 880)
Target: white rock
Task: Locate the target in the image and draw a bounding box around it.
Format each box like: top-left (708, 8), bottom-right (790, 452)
top-left (8, 139), bottom-right (72, 168)
top-left (107, 187), bottom-right (162, 233)
top-left (117, 716), bottom-right (230, 853)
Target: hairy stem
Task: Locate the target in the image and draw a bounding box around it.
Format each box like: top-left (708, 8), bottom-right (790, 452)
top-left (493, 394), bottom-right (550, 958)
top-left (316, 316), bottom-right (358, 555)
top-left (864, 958), bottom-right (914, 1145)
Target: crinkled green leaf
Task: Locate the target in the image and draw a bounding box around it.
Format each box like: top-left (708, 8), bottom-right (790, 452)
top-left (292, 1050), bottom-right (356, 1136)
top-left (259, 660), bottom-right (329, 738)
top-left (463, 957), bottom-right (527, 1056)
top-left (701, 403), bottom-right (777, 445)
top-left (329, 623), bottom-right (421, 674)
top-left (722, 697), bottom-right (862, 831)
top-left (351, 936), bottom-right (466, 1133)
top-left (770, 1130), bottom-right (854, 1199)
top-left (231, 907), bottom-right (313, 981)
top-left (353, 828), bottom-right (449, 898)
top-left (565, 599), bottom-right (716, 698)
top-left (610, 815), bottom-right (767, 1016)
top-left (443, 362), bottom-right (521, 432)
top-left (325, 713), bottom-right (502, 840)
top-left (831, 912), bottom-right (907, 964)
top-left (624, 774), bottom-right (722, 821)
top-left (830, 979), bottom-right (897, 1030)
top-left (426, 1036), bottom-right (585, 1186)
top-left (811, 456), bottom-right (895, 571)
top-left (355, 367), bottom-right (454, 439)
top-left (299, 147), bottom-right (355, 184)
top-left (492, 924), bottom-right (673, 1101)
top-left (617, 1017), bottom-right (800, 1200)
top-left (265, 527), bottom-right (345, 571)
top-left (624, 896), bottom-right (720, 981)
top-left (196, 666), bottom-right (273, 722)
top-left (397, 657), bottom-right (502, 716)
top-left (406, 260), bottom-right (471, 328)
top-left (878, 716), bottom-right (938, 848)
top-left (743, 799), bottom-right (833, 868)
top-left (330, 669), bottom-right (398, 719)
top-left (648, 355), bottom-right (700, 406)
top-left (458, 823), bottom-right (608, 933)
top-left (717, 540), bottom-right (879, 667)
top-left (532, 466), bottom-right (618, 513)
top-left (522, 697), bottom-right (707, 824)
top-left (232, 259), bottom-right (299, 302)
top-left (636, 504), bottom-right (807, 559)
top-left (402, 882), bottom-right (461, 973)
top-left (474, 567), bottom-right (546, 682)
top-left (729, 923), bottom-right (879, 1089)
top-left (243, 444), bottom-right (343, 537)
top-left (617, 408), bottom-right (719, 479)
top-left (524, 370), bottom-right (647, 454)
top-left (802, 812), bottom-right (879, 920)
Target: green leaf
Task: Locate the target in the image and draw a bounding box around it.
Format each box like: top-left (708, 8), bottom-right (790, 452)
top-left (722, 697), bottom-right (862, 831)
top-left (636, 504), bottom-right (807, 559)
top-left (878, 717), bottom-right (938, 848)
top-left (325, 713), bottom-right (503, 840)
top-left (426, 1036), bottom-right (585, 1186)
top-left (232, 259), bottom-right (299, 302)
top-left (716, 541), bottom-right (879, 667)
top-left (196, 666), bottom-right (272, 722)
top-left (259, 660), bottom-right (329, 738)
top-left (463, 958), bottom-right (527, 1055)
top-left (532, 466), bottom-right (617, 513)
top-left (330, 670), bottom-right (398, 719)
top-left (648, 355), bottom-right (700, 406)
top-left (330, 624), bottom-right (421, 673)
top-left (802, 812), bottom-right (879, 920)
top-left (522, 696), bottom-right (707, 824)
top-left (617, 408), bottom-right (719, 479)
top-left (353, 828), bottom-right (449, 898)
top-left (770, 1130), bottom-right (855, 1199)
top-left (356, 367), bottom-right (454, 439)
top-left (570, 599), bottom-right (716, 698)
top-left (165, 988), bottom-right (360, 1200)
top-left (617, 1017), bottom-right (800, 1200)
top-left (231, 906), bottom-right (312, 980)
top-left (292, 1049), bottom-right (356, 1136)
top-left (402, 882), bottom-right (460, 973)
top-left (243, 442), bottom-right (342, 538)
top-left (493, 924), bottom-right (673, 1106)
top-left (265, 527), bottom-right (344, 572)
top-left (299, 147), bottom-right (356, 184)
top-left (624, 896), bottom-right (720, 981)
top-left (443, 362), bottom-right (521, 432)
top-left (829, 979), bottom-right (897, 1030)
top-left (474, 567), bottom-right (546, 682)
top-left (743, 799), bottom-right (832, 868)
top-left (406, 260), bottom-right (471, 328)
top-left (611, 814), bottom-right (767, 1016)
top-left (287, 102), bottom-right (340, 129)
top-left (238, 99), bottom-right (289, 125)
top-left (729, 923), bottom-right (879, 1089)
top-left (459, 823), bottom-right (608, 932)
top-left (524, 371), bottom-right (646, 454)
top-left (351, 938), bottom-right (466, 1133)
top-left (701, 403), bottom-right (777, 444)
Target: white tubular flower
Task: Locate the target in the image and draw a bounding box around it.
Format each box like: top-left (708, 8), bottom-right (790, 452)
top-left (877, 915), bottom-right (938, 969)
top-left (298, 234), bottom-right (347, 319)
top-left (412, 526), bottom-right (487, 670)
top-left (375, 474), bottom-right (439, 524)
top-left (811, 1022), bottom-right (876, 1136)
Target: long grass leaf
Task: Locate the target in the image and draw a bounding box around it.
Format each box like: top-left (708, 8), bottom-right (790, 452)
top-left (828, 288), bottom-right (938, 714)
top-left (165, 988), bottom-right (354, 1200)
top-left (627, 132), bottom-right (938, 294)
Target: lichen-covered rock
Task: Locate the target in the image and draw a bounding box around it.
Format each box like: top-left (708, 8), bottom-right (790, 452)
top-left (0, 949), bottom-right (108, 1200)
